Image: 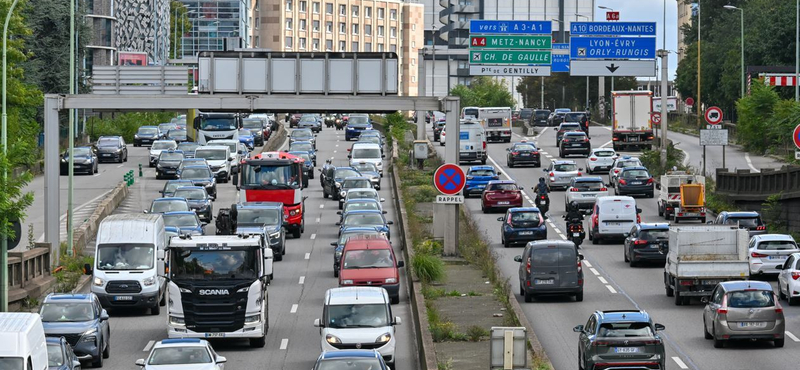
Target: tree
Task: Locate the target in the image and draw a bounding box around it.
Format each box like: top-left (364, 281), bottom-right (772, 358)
top-left (449, 76), bottom-right (515, 108)
top-left (516, 74), bottom-right (636, 111)
top-left (169, 1), bottom-right (193, 59)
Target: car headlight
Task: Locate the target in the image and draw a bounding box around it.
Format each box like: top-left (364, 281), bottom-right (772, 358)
top-left (156, 164), bottom-right (163, 169)
top-left (93, 277), bottom-right (104, 287)
top-left (134, 134), bottom-right (140, 139)
top-left (268, 231), bottom-right (281, 239)
top-left (245, 314), bottom-right (261, 324)
top-left (143, 276), bottom-right (156, 286)
top-left (341, 279), bottom-right (354, 285)
top-left (335, 249), bottom-right (343, 258)
top-left (179, 287), bottom-right (191, 293)
top-left (170, 316), bottom-right (185, 325)
top-left (325, 334), bottom-right (341, 344)
top-left (376, 333), bottom-right (391, 343)
top-left (82, 328), bottom-right (98, 337)
top-left (384, 278), bottom-right (397, 284)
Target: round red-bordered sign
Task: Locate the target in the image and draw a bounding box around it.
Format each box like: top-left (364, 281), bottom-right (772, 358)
top-left (433, 164), bottom-right (466, 195)
top-left (652, 112), bottom-right (661, 124)
top-left (793, 124), bottom-right (800, 150)
top-left (686, 97), bottom-right (695, 106)
top-left (705, 106), bottom-right (723, 125)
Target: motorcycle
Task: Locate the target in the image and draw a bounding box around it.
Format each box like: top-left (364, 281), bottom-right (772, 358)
top-left (566, 219), bottom-right (585, 247)
top-left (335, 118), bottom-right (344, 130)
top-left (533, 193), bottom-right (550, 216)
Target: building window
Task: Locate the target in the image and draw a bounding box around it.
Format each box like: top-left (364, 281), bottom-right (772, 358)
top-left (352, 23), bottom-right (359, 34)
top-left (352, 6), bottom-right (358, 17)
top-left (412, 24), bottom-right (416, 31)
top-left (286, 18), bottom-right (293, 29)
top-left (286, 0), bottom-right (292, 11)
top-left (412, 76), bottom-right (416, 83)
top-left (255, 17), bottom-right (260, 29)
top-left (299, 1), bottom-right (306, 12)
top-left (365, 24), bottom-right (371, 35)
top-left (365, 6), bottom-right (372, 18)
top-left (390, 9), bottom-right (397, 20)
top-left (313, 1), bottom-right (319, 13)
top-left (313, 38), bottom-right (320, 50)
top-left (378, 8), bottom-right (384, 19)
top-left (285, 36), bottom-right (293, 48)
top-left (326, 39), bottom-right (333, 50)
top-left (390, 44), bottom-right (396, 52)
top-left (339, 4), bottom-right (346, 15)
top-left (378, 43), bottom-right (384, 51)
top-left (390, 27), bottom-right (396, 38)
top-left (326, 21), bottom-right (332, 33)
top-left (378, 25), bottom-right (384, 36)
top-left (352, 41), bottom-right (359, 50)
top-left (313, 20), bottom-right (320, 31)
top-left (339, 41), bottom-right (346, 51)
top-left (411, 41), bottom-right (415, 48)
top-left (255, 36), bottom-right (260, 47)
top-left (299, 37), bottom-right (307, 49)
top-left (325, 2), bottom-right (332, 14)
top-left (255, 0), bottom-right (260, 10)
top-left (365, 42), bottom-right (372, 51)
top-left (299, 19), bottom-right (306, 30)
top-left (411, 58), bottom-right (415, 66)
top-left (339, 22), bottom-right (345, 33)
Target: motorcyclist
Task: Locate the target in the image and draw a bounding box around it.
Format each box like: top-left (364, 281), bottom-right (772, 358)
top-left (533, 178), bottom-right (549, 196)
top-left (563, 201), bottom-right (584, 225)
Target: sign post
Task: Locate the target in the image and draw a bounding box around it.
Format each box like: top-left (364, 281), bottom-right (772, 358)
top-left (469, 20), bottom-right (552, 77)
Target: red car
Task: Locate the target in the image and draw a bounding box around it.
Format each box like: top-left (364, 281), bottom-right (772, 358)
top-left (338, 235), bottom-right (404, 304)
top-left (482, 180), bottom-right (523, 213)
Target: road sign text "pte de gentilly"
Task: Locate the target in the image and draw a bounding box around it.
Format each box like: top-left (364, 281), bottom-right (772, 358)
top-left (470, 35), bottom-right (552, 50)
top-left (470, 51), bottom-right (551, 65)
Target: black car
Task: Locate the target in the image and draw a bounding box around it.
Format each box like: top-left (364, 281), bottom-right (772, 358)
top-left (433, 120), bottom-right (446, 142)
top-left (506, 141), bottom-right (541, 167)
top-left (133, 125), bottom-right (162, 146)
top-left (40, 293), bottom-right (111, 368)
top-left (60, 147), bottom-right (98, 175)
top-left (615, 166), bottom-right (654, 197)
top-left (322, 166), bottom-right (361, 200)
top-left (710, 211), bottom-right (767, 237)
top-left (533, 109), bottom-right (550, 126)
top-left (559, 131), bottom-right (591, 158)
top-left (548, 112), bottom-right (567, 126)
top-left (46, 337), bottom-right (81, 370)
top-left (242, 117), bottom-right (266, 146)
top-left (95, 136), bottom-right (128, 163)
top-left (155, 150), bottom-right (185, 179)
top-left (173, 186), bottom-right (214, 223)
top-left (564, 112), bottom-right (589, 133)
top-left (556, 122), bottom-right (583, 147)
top-left (574, 310), bottom-right (666, 370)
top-left (624, 223), bottom-right (670, 266)
top-left (166, 128), bottom-right (189, 143)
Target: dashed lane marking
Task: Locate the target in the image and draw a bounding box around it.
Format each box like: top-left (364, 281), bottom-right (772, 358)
top-left (290, 304), bottom-right (298, 313)
top-left (590, 268), bottom-right (600, 276)
top-left (143, 340), bottom-right (155, 352)
top-left (117, 164), bottom-right (124, 168)
top-left (316, 218), bottom-right (321, 223)
top-left (299, 276), bottom-right (305, 284)
top-left (672, 357), bottom-right (689, 369)
top-left (280, 339), bottom-right (289, 350)
top-left (320, 204), bottom-right (324, 209)
top-left (598, 276), bottom-right (608, 284)
top-left (786, 331), bottom-right (800, 342)
top-left (583, 260), bottom-right (592, 268)
top-left (745, 153), bottom-right (760, 172)
top-left (310, 233), bottom-right (316, 240)
top-left (304, 253), bottom-right (310, 260)
top-left (606, 285), bottom-right (617, 294)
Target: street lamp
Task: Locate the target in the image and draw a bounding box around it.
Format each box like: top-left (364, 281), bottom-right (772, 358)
top-left (724, 5), bottom-right (745, 98)
top-left (575, 14), bottom-right (591, 110)
top-left (598, 5), bottom-right (615, 11)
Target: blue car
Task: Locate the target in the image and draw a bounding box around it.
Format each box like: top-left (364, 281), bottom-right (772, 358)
top-left (40, 293), bottom-right (110, 367)
top-left (162, 211), bottom-right (205, 235)
top-left (464, 166), bottom-right (500, 198)
top-left (238, 128), bottom-right (255, 150)
top-left (46, 337), bottom-right (81, 370)
top-left (336, 210), bottom-right (393, 240)
top-left (314, 350), bottom-right (388, 370)
top-left (288, 141), bottom-right (316, 165)
top-left (498, 207), bottom-right (547, 248)
top-left (178, 164), bottom-right (218, 199)
top-left (165, 226), bottom-right (180, 239)
top-left (345, 114), bottom-right (373, 141)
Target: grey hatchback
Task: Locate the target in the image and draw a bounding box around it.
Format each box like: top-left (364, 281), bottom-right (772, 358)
top-left (702, 280), bottom-right (785, 348)
top-left (573, 310), bottom-right (666, 370)
top-left (513, 241), bottom-right (583, 302)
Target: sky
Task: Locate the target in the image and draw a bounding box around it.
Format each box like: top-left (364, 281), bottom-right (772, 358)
top-left (596, 0), bottom-right (680, 80)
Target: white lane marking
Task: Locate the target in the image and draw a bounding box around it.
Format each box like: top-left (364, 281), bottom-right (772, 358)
top-left (545, 154), bottom-right (553, 159)
top-left (590, 268), bottom-right (600, 276)
top-left (117, 164), bottom-right (124, 168)
top-left (540, 151), bottom-right (548, 155)
top-left (330, 156), bottom-right (334, 160)
top-left (672, 357), bottom-right (689, 369)
top-left (93, 173), bottom-right (101, 177)
top-left (304, 253), bottom-right (311, 260)
top-left (320, 204), bottom-right (325, 209)
top-left (316, 217), bottom-right (321, 223)
top-left (602, 126), bottom-right (612, 131)
top-left (538, 127), bottom-right (549, 137)
top-left (745, 153), bottom-right (760, 172)
top-left (680, 147), bottom-right (690, 167)
top-left (335, 144), bottom-right (339, 147)
top-left (598, 276), bottom-right (608, 284)
top-left (600, 140), bottom-right (613, 148)
top-left (606, 285), bottom-right (617, 293)
top-left (583, 260), bottom-right (593, 268)
top-left (299, 276), bottom-right (305, 284)
top-left (290, 304), bottom-right (299, 313)
top-left (786, 331), bottom-right (800, 342)
top-left (310, 233), bottom-right (316, 240)
top-left (280, 338), bottom-right (289, 350)
top-left (38, 189), bottom-right (115, 242)
top-left (333, 150), bottom-right (337, 153)
top-left (143, 340), bottom-right (155, 352)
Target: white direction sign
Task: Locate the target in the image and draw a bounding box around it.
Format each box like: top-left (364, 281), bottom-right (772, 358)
top-left (469, 65), bottom-right (551, 76)
top-left (569, 60), bottom-right (656, 77)
top-left (700, 129), bottom-right (729, 146)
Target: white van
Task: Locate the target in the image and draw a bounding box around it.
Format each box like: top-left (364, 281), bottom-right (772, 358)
top-left (0, 313), bottom-right (48, 370)
top-left (348, 142), bottom-right (384, 176)
top-left (193, 145), bottom-right (232, 183)
top-left (590, 196), bottom-right (639, 244)
top-left (89, 214), bottom-right (168, 315)
top-left (458, 119), bottom-right (487, 165)
top-left (207, 139), bottom-right (244, 170)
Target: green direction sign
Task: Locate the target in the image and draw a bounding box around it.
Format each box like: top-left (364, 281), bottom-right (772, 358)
top-left (470, 50), bottom-right (551, 65)
top-left (470, 35), bottom-right (552, 50)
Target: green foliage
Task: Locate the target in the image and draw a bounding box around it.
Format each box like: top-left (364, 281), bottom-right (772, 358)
top-left (422, 286), bottom-right (446, 299)
top-left (638, 143), bottom-right (685, 178)
top-left (465, 325), bottom-right (489, 342)
top-left (383, 111), bottom-right (409, 146)
top-left (0, 141), bottom-right (35, 241)
top-left (449, 76), bottom-right (515, 108)
top-left (517, 74), bottom-right (636, 112)
top-left (411, 252), bottom-right (445, 284)
top-left (704, 177), bottom-right (738, 214)
top-left (54, 242), bottom-right (93, 293)
top-left (437, 359), bottom-right (454, 370)
top-left (416, 239), bottom-right (443, 255)
top-left (733, 82), bottom-right (800, 154)
top-left (88, 112), bottom-right (178, 142)
top-left (408, 184), bottom-right (438, 203)
top-left (761, 194), bottom-right (786, 231)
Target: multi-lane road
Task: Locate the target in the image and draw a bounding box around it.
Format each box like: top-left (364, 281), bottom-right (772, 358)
top-left (427, 123), bottom-right (800, 370)
top-left (73, 123), bottom-right (419, 369)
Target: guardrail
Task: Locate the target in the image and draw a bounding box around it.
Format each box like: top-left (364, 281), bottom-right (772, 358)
top-left (715, 166), bottom-right (800, 200)
top-left (8, 245), bottom-right (54, 305)
top-left (91, 66), bottom-right (190, 95)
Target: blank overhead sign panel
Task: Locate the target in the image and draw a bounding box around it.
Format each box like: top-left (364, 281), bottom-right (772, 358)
top-left (197, 51), bottom-right (399, 95)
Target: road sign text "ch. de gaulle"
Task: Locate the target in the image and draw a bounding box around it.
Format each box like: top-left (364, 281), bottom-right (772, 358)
top-left (470, 50), bottom-right (551, 65)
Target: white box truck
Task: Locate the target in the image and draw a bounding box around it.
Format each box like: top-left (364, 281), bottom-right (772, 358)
top-left (664, 226), bottom-right (750, 305)
top-left (611, 91), bottom-right (654, 151)
top-left (461, 107), bottom-right (512, 143)
top-left (0, 313), bottom-right (48, 370)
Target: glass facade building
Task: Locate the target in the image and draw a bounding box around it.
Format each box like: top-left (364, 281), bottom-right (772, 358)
top-left (179, 0), bottom-right (251, 58)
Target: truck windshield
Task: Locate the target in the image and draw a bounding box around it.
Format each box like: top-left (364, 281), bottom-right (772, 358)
top-left (237, 209), bottom-right (281, 225)
top-left (40, 303), bottom-right (94, 322)
top-left (0, 358), bottom-right (23, 370)
top-left (200, 117), bottom-right (237, 131)
top-left (96, 243), bottom-right (155, 270)
top-left (242, 164), bottom-right (300, 188)
top-left (343, 249), bottom-right (394, 269)
top-left (326, 304), bottom-right (389, 328)
top-left (463, 108), bottom-right (478, 118)
top-left (172, 249), bottom-right (257, 280)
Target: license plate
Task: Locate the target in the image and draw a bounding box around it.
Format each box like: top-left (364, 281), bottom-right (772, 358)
top-left (606, 222), bottom-right (621, 226)
top-left (628, 136), bottom-right (639, 142)
top-left (631, 181), bottom-right (642, 185)
top-left (573, 233), bottom-right (581, 237)
top-left (583, 194), bottom-right (595, 197)
top-left (702, 280), bottom-right (722, 285)
top-left (738, 322), bottom-right (767, 328)
top-left (519, 231), bottom-right (533, 235)
top-left (613, 347), bottom-right (640, 353)
top-left (768, 256), bottom-right (786, 260)
top-left (534, 279), bottom-right (554, 285)
top-left (497, 201), bottom-right (510, 205)
top-left (114, 296), bottom-right (133, 301)
top-left (102, 154), bottom-right (111, 157)
top-left (571, 144), bottom-right (582, 147)
top-left (521, 153), bottom-right (530, 156)
top-left (205, 333), bottom-right (225, 338)
top-left (539, 200), bottom-right (547, 205)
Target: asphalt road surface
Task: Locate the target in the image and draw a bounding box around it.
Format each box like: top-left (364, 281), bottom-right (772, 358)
top-left (427, 123), bottom-right (800, 370)
top-left (78, 122), bottom-right (418, 369)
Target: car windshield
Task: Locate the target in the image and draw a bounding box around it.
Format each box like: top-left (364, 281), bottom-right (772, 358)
top-left (469, 169), bottom-right (496, 177)
top-left (46, 344), bottom-right (64, 366)
top-left (349, 116), bottom-right (369, 124)
top-left (96, 243), bottom-right (154, 270)
top-left (163, 214), bottom-right (200, 228)
top-left (597, 322), bottom-right (654, 337)
top-left (236, 208), bottom-right (281, 225)
top-left (208, 142), bottom-right (237, 154)
top-left (345, 202), bottom-right (380, 212)
top-left (169, 129), bottom-right (187, 137)
top-left (291, 143), bottom-right (314, 152)
top-left (594, 151), bottom-right (615, 157)
top-left (335, 169), bottom-right (361, 179)
top-left (554, 163), bottom-right (577, 172)
top-left (242, 119), bottom-right (262, 129)
top-left (565, 113), bottom-right (586, 122)
top-left (619, 160), bottom-right (641, 168)
top-left (344, 214), bottom-right (384, 226)
top-left (347, 191), bottom-right (378, 200)
top-left (463, 108), bottom-right (478, 117)
top-left (622, 170), bottom-right (650, 178)
top-left (725, 217), bottom-right (761, 227)
top-left (343, 179), bottom-right (371, 189)
top-left (151, 200), bottom-right (190, 213)
top-left (343, 249), bottom-right (394, 269)
top-left (97, 138), bottom-right (119, 147)
top-left (727, 290), bottom-right (775, 308)
top-left (171, 249), bottom-right (257, 280)
top-left (757, 240), bottom-right (798, 250)
top-left (357, 136), bottom-right (382, 145)
top-left (70, 148), bottom-right (92, 158)
top-left (180, 168), bottom-right (212, 179)
top-left (488, 183), bottom-right (517, 191)
top-left (291, 130), bottom-right (313, 139)
top-left (640, 230), bottom-right (669, 241)
top-left (164, 181), bottom-right (192, 195)
top-left (159, 124), bottom-right (177, 131)
top-left (300, 116), bottom-right (317, 123)
top-left (147, 347), bottom-right (212, 365)
top-left (178, 143), bottom-right (200, 152)
top-left (327, 303), bottom-right (389, 328)
top-left (317, 358), bottom-right (383, 370)
top-left (514, 144), bottom-right (537, 151)
top-left (534, 111), bottom-right (550, 119)
top-left (564, 133), bottom-right (586, 140)
top-left (352, 148), bottom-right (381, 159)
top-left (238, 129), bottom-right (253, 136)
top-left (152, 142), bottom-right (177, 150)
top-left (510, 212), bottom-right (540, 225)
top-left (40, 303), bottom-right (94, 322)
top-left (354, 163), bottom-right (378, 172)
top-left (139, 127), bottom-right (158, 135)
top-left (573, 181), bottom-right (604, 191)
top-left (160, 152), bottom-right (184, 161)
top-left (173, 189), bottom-right (206, 200)
top-left (195, 149), bottom-right (227, 161)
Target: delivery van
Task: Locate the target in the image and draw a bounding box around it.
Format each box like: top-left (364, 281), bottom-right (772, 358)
top-left (0, 312), bottom-right (48, 370)
top-left (458, 119), bottom-right (487, 165)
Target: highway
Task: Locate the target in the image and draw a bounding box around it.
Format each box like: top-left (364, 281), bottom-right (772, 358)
top-left (77, 122), bottom-right (418, 369)
top-left (427, 123), bottom-right (800, 370)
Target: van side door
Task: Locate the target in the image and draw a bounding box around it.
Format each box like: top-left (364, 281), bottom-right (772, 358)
top-left (558, 246), bottom-right (579, 288)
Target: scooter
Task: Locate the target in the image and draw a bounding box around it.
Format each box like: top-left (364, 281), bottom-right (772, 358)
top-left (565, 219), bottom-right (585, 247)
top-left (533, 192), bottom-right (550, 216)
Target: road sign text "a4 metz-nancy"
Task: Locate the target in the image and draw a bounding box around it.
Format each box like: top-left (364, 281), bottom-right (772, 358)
top-left (470, 35), bottom-right (551, 49)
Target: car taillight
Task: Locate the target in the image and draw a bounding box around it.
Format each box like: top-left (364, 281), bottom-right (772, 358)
top-left (646, 178), bottom-right (654, 184)
top-left (679, 280), bottom-right (694, 286)
top-left (549, 172), bottom-right (554, 177)
top-left (757, 226), bottom-right (766, 230)
top-left (600, 187), bottom-right (607, 191)
top-left (483, 141), bottom-right (487, 150)
top-left (775, 294), bottom-right (784, 313)
top-left (718, 294), bottom-right (728, 314)
top-left (634, 240), bottom-right (648, 246)
top-left (577, 172), bottom-right (582, 176)
top-left (511, 152), bottom-right (519, 155)
top-left (592, 341), bottom-right (611, 347)
top-left (636, 214), bottom-right (641, 223)
top-left (533, 151), bottom-right (539, 155)
top-left (590, 157), bottom-right (597, 161)
top-left (612, 137), bottom-right (619, 141)
top-left (751, 252), bottom-right (768, 258)
top-left (570, 188), bottom-right (579, 192)
top-left (577, 259), bottom-right (582, 273)
top-left (792, 272), bottom-right (800, 280)
top-left (526, 257), bottom-right (531, 274)
top-left (584, 138), bottom-right (590, 142)
top-left (614, 169), bottom-right (620, 173)
top-left (507, 217), bottom-right (513, 226)
top-left (540, 195), bottom-right (546, 200)
top-left (619, 179), bottom-right (627, 185)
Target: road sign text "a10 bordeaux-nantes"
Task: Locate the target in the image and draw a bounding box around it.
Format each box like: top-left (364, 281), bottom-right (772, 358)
top-left (470, 50), bottom-right (551, 65)
top-left (470, 35), bottom-right (552, 50)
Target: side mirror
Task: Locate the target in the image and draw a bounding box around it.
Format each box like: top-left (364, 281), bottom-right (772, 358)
top-left (135, 359), bottom-right (146, 367)
top-left (579, 168), bottom-right (584, 172)
top-left (654, 323), bottom-right (666, 331)
top-left (380, 198), bottom-right (386, 202)
top-left (513, 255), bottom-right (522, 263)
top-left (636, 208), bottom-right (642, 214)
top-left (387, 221), bottom-right (394, 225)
top-left (313, 318), bottom-right (323, 327)
top-left (216, 356), bottom-right (227, 364)
top-left (497, 217), bottom-right (504, 222)
top-left (232, 174), bottom-right (239, 187)
top-left (330, 242), bottom-right (338, 247)
top-left (393, 316), bottom-right (402, 325)
top-left (382, 154), bottom-right (386, 158)
top-left (700, 297), bottom-right (709, 303)
top-left (143, 210), bottom-right (149, 214)
top-left (337, 211), bottom-right (342, 215)
top-left (573, 325), bottom-right (584, 333)
top-left (382, 210), bottom-right (387, 214)
top-left (100, 309), bottom-right (109, 321)
top-left (335, 222), bottom-right (341, 226)
top-left (542, 168), bottom-right (547, 172)
top-left (83, 263), bottom-right (93, 275)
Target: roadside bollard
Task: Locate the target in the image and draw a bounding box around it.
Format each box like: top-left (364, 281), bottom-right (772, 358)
top-left (139, 163), bottom-right (143, 177)
top-left (124, 172), bottom-right (131, 186)
top-left (129, 170), bottom-right (135, 185)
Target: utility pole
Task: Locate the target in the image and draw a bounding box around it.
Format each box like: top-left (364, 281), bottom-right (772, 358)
top-left (696, 1), bottom-right (702, 128)
top-left (658, 49), bottom-right (669, 167)
top-left (67, 0), bottom-right (76, 258)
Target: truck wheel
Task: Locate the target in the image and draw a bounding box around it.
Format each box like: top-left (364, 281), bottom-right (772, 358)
top-left (575, 290), bottom-right (584, 302)
top-left (250, 335), bottom-right (266, 348)
top-left (674, 291), bottom-right (682, 306)
top-left (658, 204), bottom-right (663, 217)
top-left (292, 228), bottom-right (301, 238)
top-left (665, 282), bottom-right (674, 297)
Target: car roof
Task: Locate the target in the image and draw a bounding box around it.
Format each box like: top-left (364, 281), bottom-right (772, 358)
top-left (508, 207), bottom-right (541, 213)
top-left (343, 238), bottom-right (392, 250)
top-left (166, 179), bottom-right (194, 183)
top-left (319, 350), bottom-right (381, 360)
top-left (559, 122), bottom-right (580, 126)
top-left (343, 210), bottom-right (384, 215)
top-left (718, 280), bottom-right (773, 292)
top-left (637, 223), bottom-right (670, 230)
top-left (487, 180), bottom-right (516, 185)
top-left (181, 158), bottom-right (206, 162)
top-left (723, 211), bottom-right (760, 217)
top-left (139, 125), bottom-right (158, 129)
top-left (573, 176), bottom-right (603, 182)
top-left (196, 145), bottom-right (229, 151)
top-left (163, 211), bottom-right (197, 216)
top-left (292, 128), bottom-right (313, 133)
top-left (239, 201), bottom-right (284, 209)
top-left (43, 293), bottom-right (93, 303)
top-left (326, 287), bottom-right (388, 305)
top-left (351, 143), bottom-right (381, 149)
top-left (552, 160), bottom-right (577, 165)
top-left (335, 166), bottom-right (358, 171)
top-left (596, 310), bottom-right (651, 323)
top-left (343, 176), bottom-right (371, 182)
top-left (341, 226), bottom-right (384, 234)
top-left (512, 141), bottom-right (537, 146)
top-left (154, 338), bottom-right (209, 348)
top-left (174, 186), bottom-right (205, 192)
top-left (154, 197), bottom-right (188, 202)
top-left (621, 166), bottom-right (649, 172)
top-left (528, 240), bottom-right (575, 249)
top-left (182, 165), bottom-right (212, 171)
top-left (752, 234), bottom-right (795, 242)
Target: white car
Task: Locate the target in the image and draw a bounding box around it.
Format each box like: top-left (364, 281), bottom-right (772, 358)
top-left (585, 148), bottom-right (618, 174)
top-left (750, 234), bottom-right (799, 276)
top-left (439, 127), bottom-right (446, 146)
top-left (609, 156), bottom-right (643, 187)
top-left (778, 252), bottom-right (800, 305)
top-left (136, 338), bottom-right (226, 370)
top-left (148, 140), bottom-right (177, 167)
top-left (564, 176), bottom-right (608, 211)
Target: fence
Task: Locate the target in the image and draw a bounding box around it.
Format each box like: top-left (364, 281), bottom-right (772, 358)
top-left (715, 166), bottom-right (800, 201)
top-left (8, 244), bottom-right (53, 303)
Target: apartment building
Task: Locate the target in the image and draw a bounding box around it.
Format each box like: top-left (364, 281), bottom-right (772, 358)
top-left (178, 0), bottom-right (251, 58)
top-left (253, 0), bottom-right (423, 96)
top-left (676, 0), bottom-right (693, 62)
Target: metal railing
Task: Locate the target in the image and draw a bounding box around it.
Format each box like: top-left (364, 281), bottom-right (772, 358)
top-left (715, 166), bottom-right (800, 200)
top-left (90, 66), bottom-right (190, 95)
top-left (8, 244), bottom-right (51, 290)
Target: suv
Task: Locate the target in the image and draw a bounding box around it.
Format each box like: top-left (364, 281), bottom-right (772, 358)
top-left (148, 140), bottom-right (177, 167)
top-left (609, 156), bottom-right (643, 187)
top-left (514, 240), bottom-right (583, 302)
top-left (155, 150), bottom-right (185, 179)
top-left (702, 281), bottom-right (785, 348)
top-left (565, 176), bottom-right (607, 211)
top-left (40, 293), bottom-right (111, 368)
top-left (555, 122), bottom-right (582, 146)
top-left (136, 338), bottom-right (226, 369)
top-left (711, 211), bottom-right (767, 237)
top-left (623, 223), bottom-right (670, 266)
top-left (506, 141), bottom-right (541, 168)
top-left (558, 131), bottom-right (591, 158)
top-left (338, 236), bottom-right (404, 304)
top-left (573, 310), bottom-right (666, 370)
top-left (532, 109), bottom-right (550, 126)
top-left (96, 136), bottom-right (128, 163)
top-left (345, 114), bottom-right (373, 141)
top-left (322, 166), bottom-right (362, 200)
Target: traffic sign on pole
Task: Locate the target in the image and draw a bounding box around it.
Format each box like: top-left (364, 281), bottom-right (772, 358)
top-left (652, 112), bottom-right (661, 124)
top-left (469, 35), bottom-right (551, 49)
top-left (570, 37), bottom-right (656, 59)
top-left (569, 22), bottom-right (656, 36)
top-left (792, 124), bottom-right (800, 150)
top-left (569, 60), bottom-right (655, 76)
top-left (705, 106), bottom-right (723, 125)
top-left (433, 164), bottom-right (466, 195)
top-left (606, 11), bottom-right (620, 21)
top-left (469, 65), bottom-right (551, 76)
top-left (685, 97), bottom-right (695, 106)
top-left (470, 50), bottom-right (551, 65)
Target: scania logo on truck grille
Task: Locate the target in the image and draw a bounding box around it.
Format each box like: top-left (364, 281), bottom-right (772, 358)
top-left (198, 289), bottom-right (230, 296)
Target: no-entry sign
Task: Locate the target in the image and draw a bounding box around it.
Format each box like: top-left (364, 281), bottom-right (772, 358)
top-left (433, 164), bottom-right (466, 195)
top-left (793, 124), bottom-right (800, 150)
top-left (652, 112), bottom-right (661, 124)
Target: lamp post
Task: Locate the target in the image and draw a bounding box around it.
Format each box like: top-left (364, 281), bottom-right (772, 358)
top-left (576, 13), bottom-right (590, 110)
top-left (696, 1), bottom-right (701, 129)
top-left (598, 6), bottom-right (616, 93)
top-left (724, 5), bottom-right (744, 98)
top-left (432, 25), bottom-right (437, 97)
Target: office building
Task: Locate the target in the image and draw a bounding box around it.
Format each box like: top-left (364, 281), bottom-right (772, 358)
top-left (179, 0), bottom-right (252, 59)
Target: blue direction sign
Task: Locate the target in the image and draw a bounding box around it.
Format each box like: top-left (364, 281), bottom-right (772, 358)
top-left (552, 54), bottom-right (570, 72)
top-left (552, 43), bottom-right (569, 50)
top-left (469, 20), bottom-right (552, 35)
top-left (570, 37), bottom-right (656, 59)
top-left (569, 22), bottom-right (656, 36)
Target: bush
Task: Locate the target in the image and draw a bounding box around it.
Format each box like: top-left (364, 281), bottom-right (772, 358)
top-left (412, 253), bottom-right (445, 284)
top-left (415, 240), bottom-right (443, 255)
top-left (408, 184), bottom-right (438, 204)
top-left (88, 112), bottom-right (178, 142)
top-left (465, 325), bottom-right (489, 342)
top-left (638, 142), bottom-right (685, 178)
